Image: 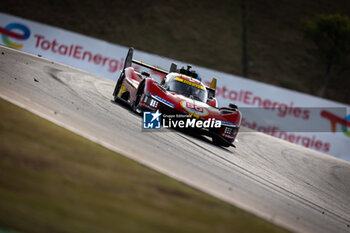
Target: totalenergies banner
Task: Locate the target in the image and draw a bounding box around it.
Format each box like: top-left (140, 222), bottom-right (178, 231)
top-left (1, 12), bottom-right (350, 161)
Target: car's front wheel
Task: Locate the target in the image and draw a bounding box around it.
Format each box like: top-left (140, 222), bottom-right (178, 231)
top-left (132, 80), bottom-right (145, 114)
top-left (113, 72), bottom-right (124, 102)
top-left (212, 135), bottom-right (233, 148)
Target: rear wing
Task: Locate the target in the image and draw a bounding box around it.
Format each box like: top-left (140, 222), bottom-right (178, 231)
top-left (124, 47), bottom-right (216, 98)
top-left (132, 59), bottom-right (169, 75)
top-left (124, 47), bottom-right (170, 75)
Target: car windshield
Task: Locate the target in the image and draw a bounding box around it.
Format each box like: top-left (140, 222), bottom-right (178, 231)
top-left (166, 76), bottom-right (207, 102)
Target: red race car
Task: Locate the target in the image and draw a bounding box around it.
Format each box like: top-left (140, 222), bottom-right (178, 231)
top-left (113, 48), bottom-right (242, 147)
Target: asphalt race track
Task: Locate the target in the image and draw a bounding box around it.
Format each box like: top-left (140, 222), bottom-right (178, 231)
top-left (1, 45), bottom-right (349, 233)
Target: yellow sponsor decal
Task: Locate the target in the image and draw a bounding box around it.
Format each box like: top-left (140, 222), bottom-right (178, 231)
top-left (117, 82), bottom-right (128, 98)
top-left (174, 77), bottom-right (205, 90)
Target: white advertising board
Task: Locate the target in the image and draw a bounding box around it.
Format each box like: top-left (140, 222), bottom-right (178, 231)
top-left (1, 12), bottom-right (349, 161)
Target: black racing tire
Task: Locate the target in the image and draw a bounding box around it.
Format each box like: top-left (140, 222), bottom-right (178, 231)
top-left (113, 73), bottom-right (124, 102)
top-left (132, 80), bottom-right (145, 114)
top-left (212, 135), bottom-right (232, 148)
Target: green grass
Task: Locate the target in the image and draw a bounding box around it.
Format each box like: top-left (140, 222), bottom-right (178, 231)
top-left (0, 98), bottom-right (291, 233)
top-left (2, 0), bottom-right (350, 104)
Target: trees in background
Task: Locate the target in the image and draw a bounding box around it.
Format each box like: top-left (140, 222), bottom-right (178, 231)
top-left (241, 0), bottom-right (248, 78)
top-left (302, 14), bottom-right (350, 97)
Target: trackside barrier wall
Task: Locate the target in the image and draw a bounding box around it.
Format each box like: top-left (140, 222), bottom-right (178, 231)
top-left (1, 12), bottom-right (350, 161)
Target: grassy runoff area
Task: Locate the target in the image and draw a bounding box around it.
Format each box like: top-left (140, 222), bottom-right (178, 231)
top-left (0, 98), bottom-right (291, 233)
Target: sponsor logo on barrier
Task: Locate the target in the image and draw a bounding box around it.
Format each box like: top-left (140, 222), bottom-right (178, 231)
top-left (33, 34), bottom-right (124, 73)
top-left (205, 82), bottom-right (311, 120)
top-left (241, 118), bottom-right (331, 152)
top-left (321, 110), bottom-right (350, 137)
top-left (0, 23), bottom-right (30, 49)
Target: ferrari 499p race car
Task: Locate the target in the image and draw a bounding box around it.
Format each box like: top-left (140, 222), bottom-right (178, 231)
top-left (113, 48), bottom-right (242, 147)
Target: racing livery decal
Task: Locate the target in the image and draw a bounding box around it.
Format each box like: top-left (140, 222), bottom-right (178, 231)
top-left (174, 77), bottom-right (205, 90)
top-left (181, 101), bottom-right (209, 118)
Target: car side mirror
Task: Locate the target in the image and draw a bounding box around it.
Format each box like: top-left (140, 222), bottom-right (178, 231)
top-left (170, 63), bottom-right (177, 72)
top-left (141, 71), bottom-right (150, 77)
top-left (229, 103), bottom-right (238, 109)
top-left (162, 83), bottom-right (168, 90)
